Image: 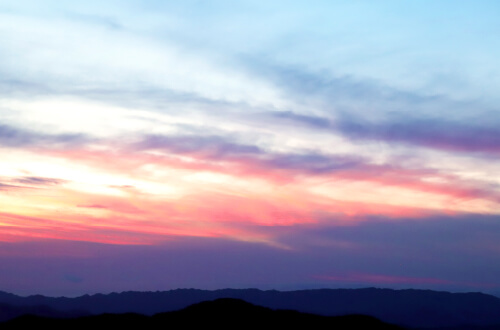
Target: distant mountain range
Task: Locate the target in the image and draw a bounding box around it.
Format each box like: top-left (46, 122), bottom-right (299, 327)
top-left (1, 288), bottom-right (500, 329)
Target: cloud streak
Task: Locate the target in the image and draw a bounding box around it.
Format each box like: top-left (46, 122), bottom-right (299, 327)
top-left (268, 109), bottom-right (500, 156)
top-left (13, 176), bottom-right (66, 186)
top-left (336, 117), bottom-right (500, 155)
top-left (0, 124), bottom-right (89, 149)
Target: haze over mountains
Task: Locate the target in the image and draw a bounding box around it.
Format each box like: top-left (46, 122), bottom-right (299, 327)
top-left (2, 288), bottom-right (500, 329)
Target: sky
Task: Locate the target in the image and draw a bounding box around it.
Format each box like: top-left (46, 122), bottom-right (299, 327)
top-left (1, 0), bottom-right (500, 297)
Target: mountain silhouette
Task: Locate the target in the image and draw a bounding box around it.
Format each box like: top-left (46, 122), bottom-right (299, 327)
top-left (2, 298), bottom-right (403, 329)
top-left (1, 288), bottom-right (500, 328)
top-left (0, 302), bottom-right (88, 322)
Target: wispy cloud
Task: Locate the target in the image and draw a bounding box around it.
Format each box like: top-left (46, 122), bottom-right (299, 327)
top-left (336, 116), bottom-right (500, 155)
top-left (0, 182), bottom-right (23, 191)
top-left (0, 124), bottom-right (89, 149)
top-left (13, 176), bottom-right (66, 186)
top-left (136, 134), bottom-right (262, 158)
top-left (267, 109), bottom-right (500, 156)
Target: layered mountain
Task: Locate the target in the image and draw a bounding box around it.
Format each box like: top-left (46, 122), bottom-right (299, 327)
top-left (2, 298), bottom-right (403, 329)
top-left (1, 288), bottom-right (500, 328)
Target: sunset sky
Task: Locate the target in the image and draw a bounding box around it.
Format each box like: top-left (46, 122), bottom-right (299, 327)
top-left (1, 0), bottom-right (500, 297)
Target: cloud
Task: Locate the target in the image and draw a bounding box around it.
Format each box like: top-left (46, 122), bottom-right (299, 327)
top-left (0, 210), bottom-right (181, 245)
top-left (247, 61), bottom-right (445, 114)
top-left (0, 182), bottom-right (23, 191)
top-left (77, 204), bottom-right (108, 209)
top-left (336, 116), bottom-right (500, 155)
top-left (38, 130), bottom-right (500, 209)
top-left (2, 214), bottom-right (500, 296)
top-left (270, 111), bottom-right (332, 129)
top-left (137, 133), bottom-right (500, 205)
top-left (13, 176), bottom-right (66, 186)
top-left (0, 176), bottom-right (67, 194)
top-left (267, 108), bottom-right (500, 156)
top-left (247, 62), bottom-right (500, 157)
top-left (137, 134), bottom-right (262, 159)
top-left (0, 78), bottom-right (53, 98)
top-left (0, 124), bottom-right (89, 149)
top-left (263, 153), bottom-right (362, 174)
top-left (130, 133), bottom-right (367, 181)
top-left (0, 124), bottom-right (38, 147)
top-left (275, 213), bottom-right (500, 258)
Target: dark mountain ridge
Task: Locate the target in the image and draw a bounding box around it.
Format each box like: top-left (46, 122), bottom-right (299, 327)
top-left (1, 288), bottom-right (500, 328)
top-left (2, 298), bottom-right (403, 330)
